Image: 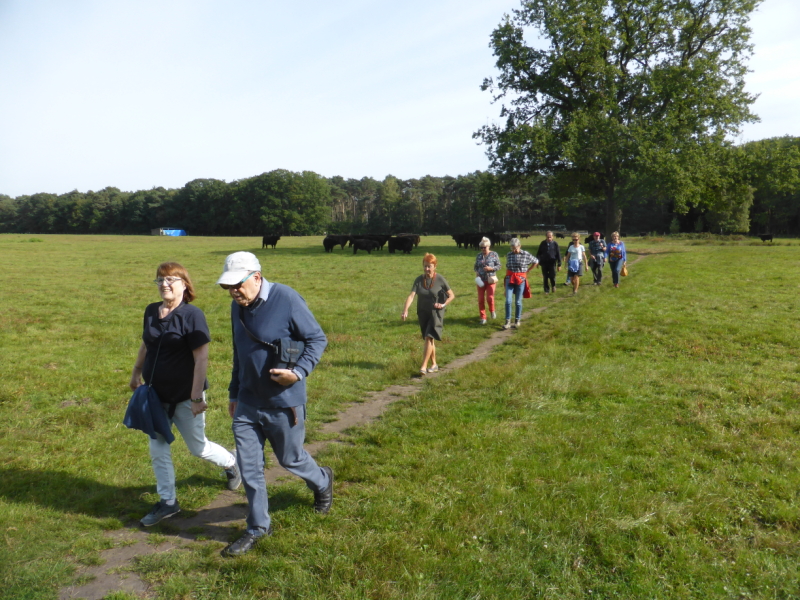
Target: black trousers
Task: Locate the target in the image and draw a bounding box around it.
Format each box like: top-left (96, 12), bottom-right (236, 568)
top-left (591, 260), bottom-right (604, 284)
top-left (541, 263), bottom-right (557, 291)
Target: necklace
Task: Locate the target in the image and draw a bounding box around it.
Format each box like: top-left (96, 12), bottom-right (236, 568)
top-left (423, 273), bottom-right (436, 289)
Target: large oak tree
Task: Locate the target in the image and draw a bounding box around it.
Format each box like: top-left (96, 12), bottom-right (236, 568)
top-left (476, 0), bottom-right (760, 233)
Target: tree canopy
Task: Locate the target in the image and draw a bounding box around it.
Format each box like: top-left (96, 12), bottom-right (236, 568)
top-left (476, 0), bottom-right (761, 233)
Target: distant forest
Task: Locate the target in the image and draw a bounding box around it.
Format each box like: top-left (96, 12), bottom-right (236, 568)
top-left (1, 136), bottom-right (798, 236)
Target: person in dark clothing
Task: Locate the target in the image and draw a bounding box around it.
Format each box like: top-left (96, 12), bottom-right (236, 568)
top-left (588, 232), bottom-right (607, 285)
top-left (130, 262), bottom-right (241, 528)
top-left (536, 231), bottom-right (562, 294)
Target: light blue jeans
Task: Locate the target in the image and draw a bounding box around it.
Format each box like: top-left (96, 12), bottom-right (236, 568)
top-left (149, 397), bottom-right (235, 501)
top-left (504, 277), bottom-right (524, 321)
top-left (232, 401), bottom-right (330, 534)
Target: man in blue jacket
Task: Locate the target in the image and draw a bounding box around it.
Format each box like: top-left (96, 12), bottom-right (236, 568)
top-left (216, 252), bottom-right (332, 557)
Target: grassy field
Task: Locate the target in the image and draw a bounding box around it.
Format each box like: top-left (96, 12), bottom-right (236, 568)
top-left (1, 234), bottom-right (799, 599)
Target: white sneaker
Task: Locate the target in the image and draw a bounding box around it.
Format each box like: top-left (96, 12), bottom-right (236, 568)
top-left (480, 319), bottom-right (487, 325)
top-left (490, 311), bottom-right (496, 319)
top-left (502, 320), bottom-right (511, 330)
top-left (513, 320), bottom-right (520, 329)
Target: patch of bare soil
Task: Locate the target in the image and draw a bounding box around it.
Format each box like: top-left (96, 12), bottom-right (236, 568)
top-left (60, 256), bottom-right (647, 600)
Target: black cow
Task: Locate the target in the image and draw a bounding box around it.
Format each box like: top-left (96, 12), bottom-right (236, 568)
top-left (352, 239), bottom-right (380, 254)
top-left (323, 234), bottom-right (350, 252)
top-left (396, 233), bottom-right (421, 247)
top-left (760, 234), bottom-right (773, 242)
top-left (388, 236), bottom-right (414, 254)
top-left (363, 234), bottom-right (390, 249)
top-left (585, 233), bottom-right (605, 244)
top-left (555, 233), bottom-right (566, 239)
top-left (262, 235), bottom-right (281, 249)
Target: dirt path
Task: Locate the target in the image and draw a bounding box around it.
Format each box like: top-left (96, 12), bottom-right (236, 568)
top-left (60, 257), bottom-right (646, 599)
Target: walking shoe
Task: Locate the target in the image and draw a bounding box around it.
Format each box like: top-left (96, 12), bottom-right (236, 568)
top-left (221, 526), bottom-right (272, 557)
top-left (479, 318), bottom-right (487, 325)
top-left (514, 319), bottom-right (521, 328)
top-left (427, 364), bottom-right (439, 373)
top-left (502, 320), bottom-right (511, 330)
top-left (140, 500), bottom-right (180, 527)
top-left (314, 466), bottom-right (334, 514)
top-left (490, 311), bottom-right (496, 319)
top-left (225, 449), bottom-right (242, 491)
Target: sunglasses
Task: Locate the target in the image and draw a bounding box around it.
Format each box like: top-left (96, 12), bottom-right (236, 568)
top-left (220, 271), bottom-right (255, 290)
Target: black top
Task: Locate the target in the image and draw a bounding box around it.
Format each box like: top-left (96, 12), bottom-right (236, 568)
top-left (141, 302), bottom-right (211, 403)
top-left (537, 239), bottom-right (562, 266)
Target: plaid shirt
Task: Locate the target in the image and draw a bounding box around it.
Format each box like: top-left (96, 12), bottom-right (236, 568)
top-left (505, 250), bottom-right (538, 273)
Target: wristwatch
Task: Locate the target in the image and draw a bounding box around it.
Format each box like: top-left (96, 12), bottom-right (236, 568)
top-left (190, 397), bottom-right (204, 403)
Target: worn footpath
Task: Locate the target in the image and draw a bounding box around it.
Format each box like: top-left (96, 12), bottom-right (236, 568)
top-left (60, 257), bottom-right (645, 599)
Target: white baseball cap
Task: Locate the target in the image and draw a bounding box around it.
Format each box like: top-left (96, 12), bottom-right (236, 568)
top-left (216, 251), bottom-right (261, 285)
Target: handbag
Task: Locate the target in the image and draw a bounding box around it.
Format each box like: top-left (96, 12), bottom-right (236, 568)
top-left (621, 264), bottom-right (629, 277)
top-left (487, 274), bottom-right (498, 284)
top-left (239, 308), bottom-right (305, 370)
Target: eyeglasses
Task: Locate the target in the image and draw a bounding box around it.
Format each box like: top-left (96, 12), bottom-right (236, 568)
top-left (220, 271), bottom-right (255, 290)
top-left (154, 276), bottom-right (182, 286)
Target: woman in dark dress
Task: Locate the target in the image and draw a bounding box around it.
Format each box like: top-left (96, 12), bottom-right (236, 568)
top-left (129, 262), bottom-right (241, 527)
top-left (401, 253), bottom-right (455, 374)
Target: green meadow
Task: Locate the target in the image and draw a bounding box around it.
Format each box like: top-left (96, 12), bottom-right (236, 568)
top-left (1, 234), bottom-right (799, 599)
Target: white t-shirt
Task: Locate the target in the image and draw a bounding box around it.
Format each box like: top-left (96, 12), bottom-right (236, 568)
top-left (565, 244), bottom-right (585, 271)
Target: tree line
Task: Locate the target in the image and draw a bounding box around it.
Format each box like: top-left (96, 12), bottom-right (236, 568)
top-left (4, 1), bottom-right (799, 237)
top-left (0, 136), bottom-right (797, 237)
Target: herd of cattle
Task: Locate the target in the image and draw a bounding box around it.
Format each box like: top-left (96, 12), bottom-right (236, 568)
top-left (451, 232), bottom-right (531, 249)
top-left (322, 233), bottom-right (421, 254)
top-left (261, 231), bottom-right (778, 253)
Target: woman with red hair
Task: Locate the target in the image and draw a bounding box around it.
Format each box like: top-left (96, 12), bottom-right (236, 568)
top-left (401, 253), bottom-right (455, 375)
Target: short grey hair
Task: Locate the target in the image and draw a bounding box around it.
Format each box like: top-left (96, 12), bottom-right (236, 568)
top-left (479, 236), bottom-right (491, 248)
top-left (510, 237), bottom-right (521, 248)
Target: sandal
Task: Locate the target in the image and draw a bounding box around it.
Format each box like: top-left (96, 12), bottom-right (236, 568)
top-left (427, 365), bottom-right (439, 373)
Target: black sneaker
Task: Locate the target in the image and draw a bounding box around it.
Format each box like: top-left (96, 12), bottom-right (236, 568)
top-left (140, 500), bottom-right (180, 527)
top-left (314, 467), bottom-right (334, 514)
top-left (221, 526), bottom-right (272, 557)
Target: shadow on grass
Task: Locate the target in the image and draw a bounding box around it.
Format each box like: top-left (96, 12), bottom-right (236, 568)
top-left (0, 466), bottom-right (320, 543)
top-left (0, 467), bottom-right (221, 519)
top-left (126, 487), bottom-right (310, 543)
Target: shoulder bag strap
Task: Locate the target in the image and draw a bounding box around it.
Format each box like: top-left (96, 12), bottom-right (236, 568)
top-left (238, 306), bottom-right (278, 351)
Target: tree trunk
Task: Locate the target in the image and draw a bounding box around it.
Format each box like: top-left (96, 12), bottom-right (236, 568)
top-left (605, 190), bottom-right (622, 235)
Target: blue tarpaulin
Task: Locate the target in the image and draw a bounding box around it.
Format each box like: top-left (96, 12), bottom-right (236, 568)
top-left (161, 229), bottom-right (187, 236)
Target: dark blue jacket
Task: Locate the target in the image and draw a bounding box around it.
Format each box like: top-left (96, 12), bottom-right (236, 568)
top-left (123, 385), bottom-right (175, 444)
top-left (228, 281), bottom-right (327, 408)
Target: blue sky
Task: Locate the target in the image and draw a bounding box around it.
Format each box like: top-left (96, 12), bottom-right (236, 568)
top-left (0, 0), bottom-right (797, 197)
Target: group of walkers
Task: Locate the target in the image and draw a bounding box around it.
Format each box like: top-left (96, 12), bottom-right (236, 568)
top-left (127, 252), bottom-right (332, 558)
top-left (127, 234), bottom-right (628, 554)
top-left (402, 231), bottom-right (627, 373)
